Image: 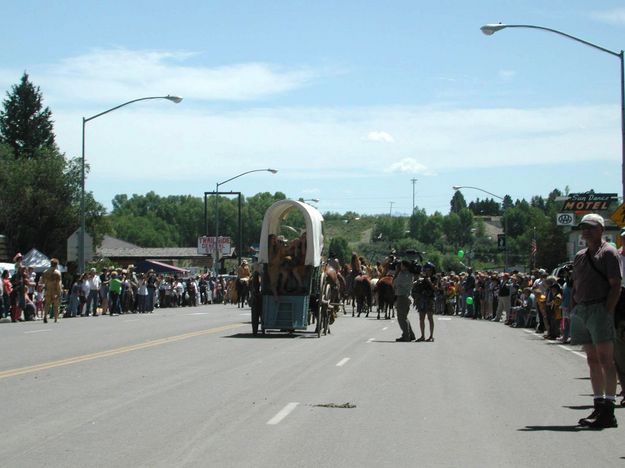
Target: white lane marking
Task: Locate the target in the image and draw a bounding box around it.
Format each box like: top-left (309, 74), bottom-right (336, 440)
top-left (522, 329), bottom-right (586, 359)
top-left (559, 345), bottom-right (587, 359)
top-left (124, 319), bottom-right (140, 322)
top-left (25, 329), bottom-right (52, 334)
top-left (437, 318), bottom-right (452, 321)
top-left (186, 312), bottom-right (211, 316)
top-left (366, 338), bottom-right (375, 343)
top-left (239, 313), bottom-right (249, 316)
top-left (336, 358), bottom-right (350, 367)
top-left (382, 327), bottom-right (388, 331)
top-left (267, 402), bottom-right (299, 425)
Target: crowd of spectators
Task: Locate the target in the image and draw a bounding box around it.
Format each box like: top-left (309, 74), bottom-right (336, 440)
top-left (0, 251), bottom-right (571, 341)
top-left (0, 260), bottom-right (236, 321)
top-left (425, 265), bottom-right (572, 342)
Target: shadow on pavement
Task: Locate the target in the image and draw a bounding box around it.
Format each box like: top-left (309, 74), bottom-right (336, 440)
top-left (224, 331), bottom-right (321, 339)
top-left (223, 333), bottom-right (297, 339)
top-left (563, 405), bottom-right (594, 411)
top-left (518, 425), bottom-right (584, 432)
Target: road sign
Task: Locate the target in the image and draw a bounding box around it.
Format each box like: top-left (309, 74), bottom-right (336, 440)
top-left (197, 236), bottom-right (231, 255)
top-left (556, 212), bottom-right (575, 226)
top-left (561, 192), bottom-right (618, 212)
top-left (610, 202), bottom-right (625, 227)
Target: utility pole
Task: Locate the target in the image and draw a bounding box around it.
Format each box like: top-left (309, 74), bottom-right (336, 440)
top-left (411, 178), bottom-right (418, 214)
top-left (389, 201), bottom-right (394, 216)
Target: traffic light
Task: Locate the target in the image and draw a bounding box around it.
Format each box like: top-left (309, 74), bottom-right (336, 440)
top-left (497, 234), bottom-right (506, 250)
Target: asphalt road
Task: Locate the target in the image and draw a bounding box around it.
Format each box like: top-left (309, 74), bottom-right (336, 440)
top-left (1, 304), bottom-right (624, 468)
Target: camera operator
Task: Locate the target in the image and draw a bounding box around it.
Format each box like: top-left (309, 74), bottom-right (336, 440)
top-left (393, 260), bottom-right (416, 342)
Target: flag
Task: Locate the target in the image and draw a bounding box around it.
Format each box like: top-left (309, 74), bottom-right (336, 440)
top-left (531, 238), bottom-right (537, 257)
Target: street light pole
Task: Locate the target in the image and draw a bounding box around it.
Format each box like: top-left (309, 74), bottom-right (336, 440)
top-left (452, 185), bottom-right (508, 272)
top-left (79, 95), bottom-right (182, 274)
top-left (411, 178), bottom-right (418, 214)
top-left (480, 23), bottom-right (625, 200)
top-left (214, 168), bottom-right (278, 273)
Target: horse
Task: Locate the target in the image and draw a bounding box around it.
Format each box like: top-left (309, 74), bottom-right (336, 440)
top-left (352, 274), bottom-right (372, 317)
top-left (225, 279), bottom-right (238, 304)
top-left (375, 275), bottom-right (395, 320)
top-left (236, 277), bottom-right (250, 308)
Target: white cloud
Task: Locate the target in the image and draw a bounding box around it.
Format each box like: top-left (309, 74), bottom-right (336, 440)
top-left (53, 103), bottom-right (619, 187)
top-left (39, 49), bottom-right (319, 104)
top-left (4, 48), bottom-right (620, 210)
top-left (592, 8), bottom-right (625, 25)
top-left (385, 158), bottom-right (436, 175)
top-left (367, 131), bottom-right (395, 143)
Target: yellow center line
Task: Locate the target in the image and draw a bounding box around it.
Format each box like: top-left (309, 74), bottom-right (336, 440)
top-left (0, 323), bottom-right (245, 380)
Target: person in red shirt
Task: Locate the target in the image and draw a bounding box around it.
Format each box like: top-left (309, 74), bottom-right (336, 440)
top-left (2, 270), bottom-right (12, 319)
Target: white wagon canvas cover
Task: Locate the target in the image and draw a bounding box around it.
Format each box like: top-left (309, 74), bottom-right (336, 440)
top-left (257, 200), bottom-right (324, 267)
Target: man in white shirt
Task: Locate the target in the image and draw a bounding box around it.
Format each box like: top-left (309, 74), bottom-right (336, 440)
top-left (86, 269), bottom-right (101, 316)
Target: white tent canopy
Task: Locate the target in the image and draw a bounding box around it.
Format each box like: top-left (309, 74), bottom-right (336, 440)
top-left (21, 248), bottom-right (66, 273)
top-left (0, 263), bottom-right (15, 276)
top-left (258, 200), bottom-right (324, 267)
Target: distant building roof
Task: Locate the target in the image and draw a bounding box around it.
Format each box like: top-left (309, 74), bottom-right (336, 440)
top-left (97, 246), bottom-right (207, 259)
top-left (101, 235), bottom-right (141, 250)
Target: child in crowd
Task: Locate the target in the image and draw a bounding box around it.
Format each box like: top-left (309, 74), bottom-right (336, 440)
top-left (35, 284), bottom-right (44, 319)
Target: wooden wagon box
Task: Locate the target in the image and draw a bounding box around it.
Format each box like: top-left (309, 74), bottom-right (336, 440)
top-left (262, 295), bottom-right (310, 330)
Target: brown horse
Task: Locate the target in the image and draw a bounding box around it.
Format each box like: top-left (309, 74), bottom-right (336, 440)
top-left (236, 277), bottom-right (249, 308)
top-left (352, 274), bottom-right (372, 317)
top-left (375, 275), bottom-right (395, 320)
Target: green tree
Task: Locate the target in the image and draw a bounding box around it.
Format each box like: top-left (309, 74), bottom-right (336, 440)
top-left (409, 208), bottom-right (428, 240)
top-left (420, 212), bottom-right (444, 245)
top-left (468, 197), bottom-right (501, 216)
top-left (450, 191), bottom-right (467, 214)
top-left (0, 145), bottom-right (104, 260)
top-left (502, 194), bottom-right (514, 210)
top-left (110, 192), bottom-right (203, 246)
top-left (0, 72), bottom-right (56, 158)
top-left (328, 236), bottom-right (350, 264)
top-left (374, 216), bottom-right (406, 242)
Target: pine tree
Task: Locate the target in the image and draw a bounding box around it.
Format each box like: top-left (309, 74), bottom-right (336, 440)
top-left (0, 72), bottom-right (56, 157)
top-left (450, 190), bottom-right (467, 214)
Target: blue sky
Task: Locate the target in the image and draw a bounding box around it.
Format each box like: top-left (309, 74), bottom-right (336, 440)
top-left (1, 0), bottom-right (624, 216)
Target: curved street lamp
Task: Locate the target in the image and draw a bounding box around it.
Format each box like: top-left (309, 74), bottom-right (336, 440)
top-left (480, 23), bottom-right (625, 199)
top-left (214, 168), bottom-right (278, 272)
top-left (452, 185), bottom-right (508, 272)
top-left (79, 95), bottom-right (183, 273)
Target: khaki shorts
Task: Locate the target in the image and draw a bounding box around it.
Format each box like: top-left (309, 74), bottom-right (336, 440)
top-left (570, 302), bottom-right (615, 345)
